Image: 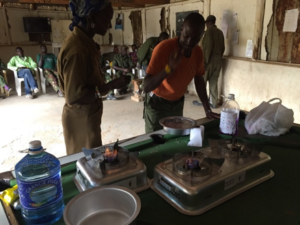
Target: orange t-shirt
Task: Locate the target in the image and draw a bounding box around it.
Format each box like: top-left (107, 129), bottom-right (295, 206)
top-left (146, 37), bottom-right (205, 101)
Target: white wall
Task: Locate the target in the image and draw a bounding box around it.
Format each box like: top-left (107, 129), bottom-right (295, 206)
top-left (211, 0), bottom-right (257, 58)
top-left (222, 58), bottom-right (300, 123)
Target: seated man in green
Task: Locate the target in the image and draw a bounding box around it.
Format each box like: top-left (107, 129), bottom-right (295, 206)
top-left (95, 43), bottom-right (116, 100)
top-left (7, 47), bottom-right (39, 99)
top-left (112, 45), bottom-right (136, 94)
top-left (0, 58), bottom-right (12, 96)
top-left (37, 44), bottom-right (63, 97)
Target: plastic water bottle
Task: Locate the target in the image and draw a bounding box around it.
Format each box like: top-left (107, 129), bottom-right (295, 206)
top-left (15, 140), bottom-right (64, 224)
top-left (219, 94), bottom-right (240, 135)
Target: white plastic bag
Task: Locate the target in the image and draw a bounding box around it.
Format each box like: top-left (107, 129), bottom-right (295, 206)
top-left (245, 98), bottom-right (294, 136)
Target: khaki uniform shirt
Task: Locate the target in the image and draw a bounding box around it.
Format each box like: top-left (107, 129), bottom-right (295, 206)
top-left (202, 25), bottom-right (225, 66)
top-left (57, 27), bottom-right (105, 104)
top-left (112, 54), bottom-right (134, 69)
top-left (137, 37), bottom-right (158, 66)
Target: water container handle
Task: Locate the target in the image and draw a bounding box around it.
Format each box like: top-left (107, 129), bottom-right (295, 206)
top-left (267, 98), bottom-right (282, 104)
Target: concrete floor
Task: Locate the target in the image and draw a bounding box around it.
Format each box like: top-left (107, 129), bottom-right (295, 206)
top-left (0, 84), bottom-right (221, 173)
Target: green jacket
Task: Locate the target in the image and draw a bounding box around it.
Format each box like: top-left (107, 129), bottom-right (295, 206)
top-left (202, 25), bottom-right (225, 66)
top-left (137, 37), bottom-right (158, 66)
top-left (0, 58), bottom-right (6, 70)
top-left (7, 55), bottom-right (37, 74)
top-left (112, 54), bottom-right (134, 69)
top-left (37, 53), bottom-right (57, 70)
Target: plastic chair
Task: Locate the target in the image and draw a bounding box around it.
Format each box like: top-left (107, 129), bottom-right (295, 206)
top-left (0, 70), bottom-right (8, 95)
top-left (38, 68), bottom-right (49, 94)
top-left (11, 68), bottom-right (41, 96)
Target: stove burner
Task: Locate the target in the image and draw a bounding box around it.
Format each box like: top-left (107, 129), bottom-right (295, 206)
top-left (186, 158), bottom-right (199, 169)
top-left (173, 152), bottom-right (213, 178)
top-left (90, 146), bottom-right (129, 174)
top-left (218, 139), bottom-right (261, 163)
top-left (103, 148), bottom-right (118, 162)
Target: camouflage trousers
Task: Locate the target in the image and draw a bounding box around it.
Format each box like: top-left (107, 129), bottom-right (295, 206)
top-left (43, 69), bottom-right (60, 92)
top-left (115, 71), bottom-right (136, 90)
top-left (0, 74), bottom-right (7, 87)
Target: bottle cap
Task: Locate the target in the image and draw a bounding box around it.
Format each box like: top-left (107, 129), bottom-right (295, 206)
top-left (228, 94), bottom-right (235, 100)
top-left (28, 140), bottom-right (43, 152)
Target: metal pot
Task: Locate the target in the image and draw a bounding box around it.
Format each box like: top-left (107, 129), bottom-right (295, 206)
top-left (159, 116), bottom-right (196, 136)
top-left (64, 186), bottom-right (141, 225)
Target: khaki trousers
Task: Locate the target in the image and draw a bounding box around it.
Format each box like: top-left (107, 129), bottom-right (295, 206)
top-left (62, 99), bottom-right (103, 155)
top-left (204, 57), bottom-right (222, 106)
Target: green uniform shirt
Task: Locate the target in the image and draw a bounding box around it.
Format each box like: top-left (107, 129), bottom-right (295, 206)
top-left (112, 53), bottom-right (134, 68)
top-left (137, 37), bottom-right (158, 66)
top-left (202, 25), bottom-right (225, 66)
top-left (37, 53), bottom-right (57, 70)
top-left (7, 55), bottom-right (37, 74)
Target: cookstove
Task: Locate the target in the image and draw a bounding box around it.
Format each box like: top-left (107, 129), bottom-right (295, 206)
top-left (151, 139), bottom-right (274, 215)
top-left (73, 145), bottom-right (150, 193)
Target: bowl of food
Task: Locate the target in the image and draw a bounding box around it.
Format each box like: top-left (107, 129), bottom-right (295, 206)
top-left (64, 186), bottom-right (141, 225)
top-left (159, 116), bottom-right (196, 135)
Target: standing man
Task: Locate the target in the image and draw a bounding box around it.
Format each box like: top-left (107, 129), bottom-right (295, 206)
top-left (137, 32), bottom-right (169, 72)
top-left (37, 44), bottom-right (63, 97)
top-left (143, 13), bottom-right (219, 133)
top-left (58, 0), bottom-right (130, 155)
top-left (112, 45), bottom-right (136, 94)
top-left (193, 15), bottom-right (225, 108)
top-left (7, 47), bottom-right (39, 99)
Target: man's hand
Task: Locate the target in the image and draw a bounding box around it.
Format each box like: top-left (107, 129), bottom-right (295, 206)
top-left (112, 75), bottom-right (131, 89)
top-left (168, 47), bottom-right (183, 73)
top-left (123, 68), bottom-right (129, 73)
top-left (205, 110), bottom-right (220, 119)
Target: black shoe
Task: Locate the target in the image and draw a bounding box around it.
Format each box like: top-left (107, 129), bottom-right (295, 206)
top-left (193, 100), bottom-right (203, 106)
top-left (107, 94), bottom-right (117, 100)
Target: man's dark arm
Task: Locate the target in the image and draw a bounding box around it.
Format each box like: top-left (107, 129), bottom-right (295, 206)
top-left (143, 71), bottom-right (168, 93)
top-left (112, 65), bottom-right (128, 73)
top-left (194, 75), bottom-right (219, 119)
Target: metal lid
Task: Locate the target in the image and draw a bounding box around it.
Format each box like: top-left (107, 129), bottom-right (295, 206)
top-left (159, 116), bottom-right (196, 130)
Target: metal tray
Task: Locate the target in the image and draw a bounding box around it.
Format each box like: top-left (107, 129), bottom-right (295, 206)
top-left (159, 116), bottom-right (196, 135)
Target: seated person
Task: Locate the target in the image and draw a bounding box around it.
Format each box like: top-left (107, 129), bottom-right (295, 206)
top-left (95, 43), bottom-right (116, 100)
top-left (102, 45), bottom-right (119, 63)
top-left (129, 44), bottom-right (138, 66)
top-left (0, 58), bottom-right (11, 96)
top-left (7, 47), bottom-right (39, 99)
top-left (37, 44), bottom-right (63, 97)
top-left (112, 45), bottom-right (136, 94)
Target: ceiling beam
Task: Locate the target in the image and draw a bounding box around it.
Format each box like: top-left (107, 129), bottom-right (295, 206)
top-left (0, 0), bottom-right (167, 7)
top-left (135, 0), bottom-right (169, 4)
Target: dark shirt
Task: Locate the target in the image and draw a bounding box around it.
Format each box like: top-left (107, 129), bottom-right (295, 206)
top-left (37, 53), bottom-right (57, 70)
